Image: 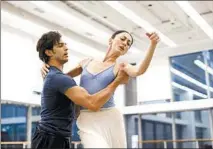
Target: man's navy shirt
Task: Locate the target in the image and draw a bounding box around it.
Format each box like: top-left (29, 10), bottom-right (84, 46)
top-left (39, 66), bottom-right (77, 137)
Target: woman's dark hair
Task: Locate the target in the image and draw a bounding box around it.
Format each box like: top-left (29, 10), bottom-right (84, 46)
top-left (111, 30), bottom-right (134, 47)
top-left (36, 31), bottom-right (61, 63)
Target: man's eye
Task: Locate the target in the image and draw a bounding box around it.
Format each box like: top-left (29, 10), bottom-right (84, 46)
top-left (58, 43), bottom-right (63, 47)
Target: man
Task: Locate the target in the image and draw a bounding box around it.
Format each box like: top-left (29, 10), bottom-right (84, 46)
top-left (31, 31), bottom-right (129, 149)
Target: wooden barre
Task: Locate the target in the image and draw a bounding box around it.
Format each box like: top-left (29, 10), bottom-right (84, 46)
top-left (139, 138), bottom-right (213, 143)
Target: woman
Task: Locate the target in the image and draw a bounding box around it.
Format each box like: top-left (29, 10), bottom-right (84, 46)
top-left (41, 30), bottom-right (160, 148)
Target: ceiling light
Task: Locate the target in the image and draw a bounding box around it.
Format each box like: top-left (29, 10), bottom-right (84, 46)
top-left (175, 1), bottom-right (213, 40)
top-left (104, 1), bottom-right (177, 47)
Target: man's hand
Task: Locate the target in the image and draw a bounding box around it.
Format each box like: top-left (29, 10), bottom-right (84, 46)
top-left (114, 63), bottom-right (129, 84)
top-left (146, 32), bottom-right (160, 45)
top-left (41, 63), bottom-right (50, 79)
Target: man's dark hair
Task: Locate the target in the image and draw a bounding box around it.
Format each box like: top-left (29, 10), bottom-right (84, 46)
top-left (36, 31), bottom-right (61, 63)
top-left (111, 30), bottom-right (134, 47)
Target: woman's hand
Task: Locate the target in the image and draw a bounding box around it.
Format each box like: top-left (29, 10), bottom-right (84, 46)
top-left (41, 63), bottom-right (50, 79)
top-left (146, 32), bottom-right (160, 45)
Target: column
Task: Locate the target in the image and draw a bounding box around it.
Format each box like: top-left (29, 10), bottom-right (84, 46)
top-left (171, 113), bottom-right (177, 148)
top-left (138, 114), bottom-right (143, 148)
top-left (124, 63), bottom-right (138, 106)
top-left (26, 106), bottom-right (32, 148)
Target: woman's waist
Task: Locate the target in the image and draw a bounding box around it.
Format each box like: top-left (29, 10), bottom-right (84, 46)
top-left (80, 98), bottom-right (115, 110)
top-left (80, 104), bottom-right (116, 111)
top-left (77, 107), bottom-right (123, 124)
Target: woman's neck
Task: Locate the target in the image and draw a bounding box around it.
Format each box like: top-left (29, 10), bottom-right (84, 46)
top-left (103, 48), bottom-right (119, 63)
top-left (103, 57), bottom-right (117, 63)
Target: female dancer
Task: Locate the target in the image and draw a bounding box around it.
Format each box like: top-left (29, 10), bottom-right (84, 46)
top-left (41, 30), bottom-right (159, 147)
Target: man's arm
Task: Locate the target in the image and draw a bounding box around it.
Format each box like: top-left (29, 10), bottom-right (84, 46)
top-left (64, 80), bottom-right (119, 111)
top-left (54, 70), bottom-right (128, 112)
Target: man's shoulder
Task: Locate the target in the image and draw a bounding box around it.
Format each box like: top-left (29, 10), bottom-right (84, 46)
top-left (47, 71), bottom-right (73, 81)
top-left (44, 71), bottom-right (76, 89)
top-left (46, 68), bottom-right (66, 77)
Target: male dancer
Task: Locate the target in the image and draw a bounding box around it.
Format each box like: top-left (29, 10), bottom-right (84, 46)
top-left (31, 31), bottom-right (129, 149)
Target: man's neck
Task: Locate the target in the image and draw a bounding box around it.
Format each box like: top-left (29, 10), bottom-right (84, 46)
top-left (48, 61), bottom-right (63, 72)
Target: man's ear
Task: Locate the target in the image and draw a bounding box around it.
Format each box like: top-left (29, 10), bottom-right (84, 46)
top-left (45, 49), bottom-right (54, 57)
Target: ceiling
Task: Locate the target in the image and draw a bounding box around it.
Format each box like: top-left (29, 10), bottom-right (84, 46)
top-left (1, 1), bottom-right (213, 62)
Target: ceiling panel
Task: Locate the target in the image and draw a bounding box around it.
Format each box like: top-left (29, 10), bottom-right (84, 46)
top-left (190, 1), bottom-right (213, 26)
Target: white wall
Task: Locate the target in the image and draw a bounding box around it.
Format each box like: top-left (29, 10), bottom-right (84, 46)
top-left (114, 85), bottom-right (125, 108)
top-left (1, 29), bottom-right (81, 105)
top-left (137, 57), bottom-right (172, 102)
top-left (1, 30), bottom-right (41, 104)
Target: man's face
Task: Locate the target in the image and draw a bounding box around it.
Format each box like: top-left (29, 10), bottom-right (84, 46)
top-left (51, 39), bottom-right (69, 64)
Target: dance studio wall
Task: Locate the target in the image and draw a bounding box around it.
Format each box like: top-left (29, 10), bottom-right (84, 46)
top-left (1, 30), bottom-right (81, 105)
top-left (137, 58), bottom-right (172, 102)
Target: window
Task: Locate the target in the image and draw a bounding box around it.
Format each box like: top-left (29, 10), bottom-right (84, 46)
top-left (156, 123), bottom-right (164, 148)
top-left (175, 124), bottom-right (183, 148)
top-left (164, 124), bottom-right (173, 148)
top-left (142, 120), bottom-right (173, 148)
top-left (1, 125), bottom-right (14, 141)
top-left (1, 104), bottom-right (16, 118)
top-left (32, 122), bottom-right (39, 138)
top-left (32, 107), bottom-right (41, 116)
top-left (195, 110), bottom-right (202, 123)
top-left (125, 109), bottom-right (211, 148)
top-left (16, 124), bottom-right (26, 141)
top-left (1, 123), bottom-right (26, 141)
top-left (16, 105), bottom-right (27, 117)
top-left (142, 120), bottom-right (155, 148)
top-left (170, 49), bottom-right (213, 100)
top-left (1, 104), bottom-right (27, 118)
top-left (196, 127), bottom-right (204, 147)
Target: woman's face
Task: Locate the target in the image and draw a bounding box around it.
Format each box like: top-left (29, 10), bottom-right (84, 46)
top-left (110, 32), bottom-right (133, 56)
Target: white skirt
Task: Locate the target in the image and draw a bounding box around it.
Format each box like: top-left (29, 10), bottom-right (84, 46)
top-left (76, 107), bottom-right (127, 148)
